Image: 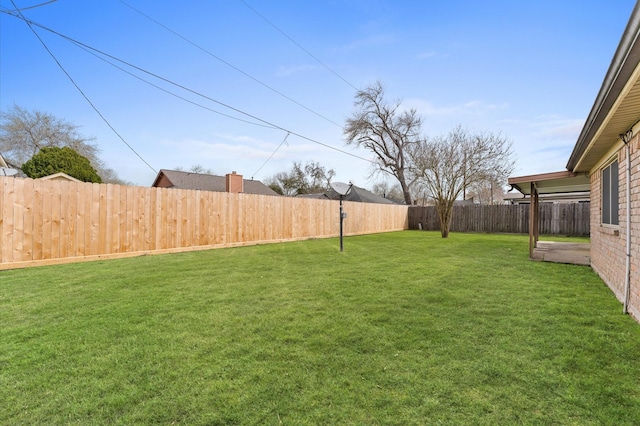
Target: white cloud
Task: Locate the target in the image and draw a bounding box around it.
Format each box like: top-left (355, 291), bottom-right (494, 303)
top-left (338, 34), bottom-right (395, 52)
top-left (534, 117), bottom-right (584, 140)
top-left (416, 51), bottom-right (437, 59)
top-left (404, 98), bottom-right (509, 117)
top-left (500, 116), bottom-right (586, 176)
top-left (276, 64), bottom-right (319, 77)
top-left (499, 116), bottom-right (584, 141)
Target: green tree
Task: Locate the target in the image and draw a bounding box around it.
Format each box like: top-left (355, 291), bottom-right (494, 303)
top-left (22, 147), bottom-right (102, 183)
top-left (0, 105), bottom-right (124, 183)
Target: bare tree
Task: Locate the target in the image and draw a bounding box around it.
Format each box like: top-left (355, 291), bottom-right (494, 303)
top-left (411, 126), bottom-right (515, 237)
top-left (370, 180), bottom-right (405, 203)
top-left (174, 164), bottom-right (215, 175)
top-left (0, 105), bottom-right (98, 167)
top-left (305, 161), bottom-right (336, 192)
top-left (344, 81), bottom-right (422, 205)
top-left (265, 161), bottom-right (335, 196)
top-left (467, 176), bottom-right (507, 205)
top-left (0, 105), bottom-right (125, 184)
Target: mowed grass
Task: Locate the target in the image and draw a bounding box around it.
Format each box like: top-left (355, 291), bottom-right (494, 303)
top-left (1, 231), bottom-right (639, 425)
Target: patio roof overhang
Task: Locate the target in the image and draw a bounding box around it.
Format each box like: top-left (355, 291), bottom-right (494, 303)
top-left (507, 171), bottom-right (591, 259)
top-left (508, 170), bottom-right (591, 196)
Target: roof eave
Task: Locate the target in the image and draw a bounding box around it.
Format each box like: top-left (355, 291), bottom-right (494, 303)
top-left (568, 3), bottom-right (640, 172)
top-left (151, 169), bottom-right (169, 187)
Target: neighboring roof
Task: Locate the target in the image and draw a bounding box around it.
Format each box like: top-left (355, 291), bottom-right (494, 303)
top-left (568, 2), bottom-right (640, 172)
top-left (39, 172), bottom-right (82, 183)
top-left (296, 185), bottom-right (397, 204)
top-left (326, 185), bottom-right (397, 204)
top-left (151, 169), bottom-right (279, 196)
top-left (297, 192), bottom-right (331, 200)
top-left (508, 170), bottom-right (591, 196)
top-left (0, 153), bottom-right (27, 178)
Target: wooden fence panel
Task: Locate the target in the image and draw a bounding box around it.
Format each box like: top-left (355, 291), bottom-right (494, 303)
top-left (0, 177), bottom-right (409, 269)
top-left (408, 203), bottom-right (590, 236)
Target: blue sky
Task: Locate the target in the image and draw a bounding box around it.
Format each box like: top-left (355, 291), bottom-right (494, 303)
top-left (0, 0), bottom-right (636, 187)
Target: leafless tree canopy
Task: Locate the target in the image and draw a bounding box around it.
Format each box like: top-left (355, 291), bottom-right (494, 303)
top-left (0, 105), bottom-right (126, 184)
top-left (265, 161), bottom-right (335, 196)
top-left (467, 177), bottom-right (508, 205)
top-left (174, 164), bottom-right (215, 175)
top-left (370, 180), bottom-right (406, 203)
top-left (0, 105), bottom-right (98, 167)
top-left (344, 81), bottom-right (422, 205)
top-left (410, 126), bottom-right (515, 237)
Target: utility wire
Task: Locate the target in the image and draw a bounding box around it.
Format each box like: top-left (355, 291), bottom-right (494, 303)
top-left (238, 0), bottom-right (359, 91)
top-left (4, 4), bottom-right (276, 129)
top-left (7, 1), bottom-right (157, 174)
top-left (115, 0), bottom-right (344, 129)
top-left (2, 11), bottom-right (376, 165)
top-left (2, 0), bottom-right (56, 12)
top-left (73, 43), bottom-right (279, 130)
top-left (252, 132), bottom-right (289, 179)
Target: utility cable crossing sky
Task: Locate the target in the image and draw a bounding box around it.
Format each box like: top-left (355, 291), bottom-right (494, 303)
top-left (2, 4), bottom-right (375, 177)
top-left (2, 1), bottom-right (634, 186)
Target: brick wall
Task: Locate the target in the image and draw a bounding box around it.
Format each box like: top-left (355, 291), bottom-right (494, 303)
top-left (590, 133), bottom-right (640, 319)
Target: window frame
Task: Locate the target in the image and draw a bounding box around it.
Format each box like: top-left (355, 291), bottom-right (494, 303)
top-left (601, 159), bottom-right (619, 226)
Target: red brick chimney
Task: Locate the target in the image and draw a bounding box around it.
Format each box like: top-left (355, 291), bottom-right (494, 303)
top-left (225, 171), bottom-right (244, 193)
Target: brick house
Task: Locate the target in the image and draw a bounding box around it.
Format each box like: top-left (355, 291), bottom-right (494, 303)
top-left (509, 3), bottom-right (640, 318)
top-left (152, 169), bottom-right (279, 196)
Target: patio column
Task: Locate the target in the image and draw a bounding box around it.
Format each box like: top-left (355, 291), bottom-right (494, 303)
top-left (529, 182), bottom-right (539, 258)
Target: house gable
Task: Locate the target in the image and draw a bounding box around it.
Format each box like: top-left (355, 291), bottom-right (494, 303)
top-left (151, 169), bottom-right (278, 196)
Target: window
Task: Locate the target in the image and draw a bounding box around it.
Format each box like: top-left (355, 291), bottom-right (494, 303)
top-left (602, 160), bottom-right (619, 225)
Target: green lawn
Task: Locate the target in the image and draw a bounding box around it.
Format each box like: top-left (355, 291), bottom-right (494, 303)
top-left (1, 231), bottom-right (638, 425)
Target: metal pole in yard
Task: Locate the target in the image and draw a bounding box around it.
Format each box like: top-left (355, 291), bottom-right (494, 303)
top-left (339, 196), bottom-right (344, 252)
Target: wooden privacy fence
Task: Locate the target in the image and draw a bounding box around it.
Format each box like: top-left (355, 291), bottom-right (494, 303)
top-left (408, 203), bottom-right (590, 236)
top-left (0, 177), bottom-right (409, 269)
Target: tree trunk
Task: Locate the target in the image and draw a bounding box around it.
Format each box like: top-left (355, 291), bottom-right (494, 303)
top-left (398, 170), bottom-right (413, 205)
top-left (437, 201), bottom-right (453, 238)
top-left (402, 188), bottom-right (412, 205)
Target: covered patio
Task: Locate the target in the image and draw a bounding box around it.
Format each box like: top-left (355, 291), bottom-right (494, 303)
top-left (508, 171), bottom-right (591, 266)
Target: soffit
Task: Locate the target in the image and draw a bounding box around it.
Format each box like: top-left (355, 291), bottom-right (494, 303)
top-left (568, 3), bottom-right (640, 172)
top-left (508, 171), bottom-right (591, 195)
top-left (573, 67), bottom-right (640, 173)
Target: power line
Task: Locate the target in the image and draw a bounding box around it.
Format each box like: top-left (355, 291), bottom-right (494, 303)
top-left (3, 11), bottom-right (376, 167)
top-left (237, 0), bottom-right (359, 91)
top-left (7, 0), bottom-right (157, 174)
top-left (115, 0), bottom-right (344, 129)
top-left (252, 132), bottom-right (289, 179)
top-left (2, 0), bottom-right (56, 12)
top-left (73, 43), bottom-right (279, 130)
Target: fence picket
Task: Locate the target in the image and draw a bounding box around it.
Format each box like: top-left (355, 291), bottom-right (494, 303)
top-left (0, 177), bottom-right (409, 268)
top-left (408, 203), bottom-right (590, 236)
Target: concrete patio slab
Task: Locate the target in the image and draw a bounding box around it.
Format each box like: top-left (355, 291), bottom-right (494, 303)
top-left (532, 241), bottom-right (591, 266)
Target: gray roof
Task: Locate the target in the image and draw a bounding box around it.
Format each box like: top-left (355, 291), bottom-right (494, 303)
top-left (152, 169), bottom-right (279, 196)
top-left (309, 185), bottom-right (397, 204)
top-left (297, 192), bottom-right (331, 200)
top-left (0, 152), bottom-right (27, 178)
